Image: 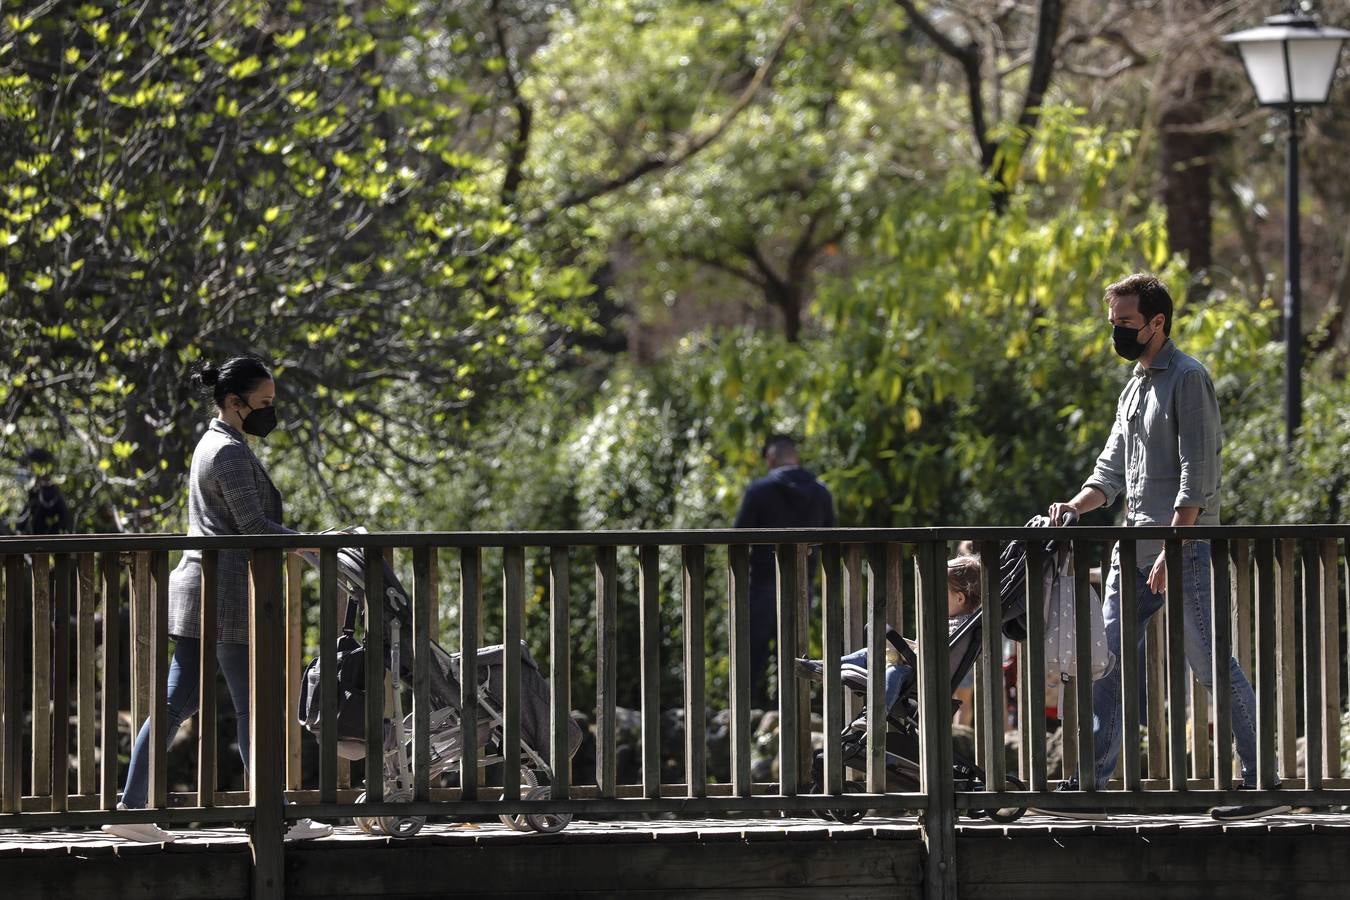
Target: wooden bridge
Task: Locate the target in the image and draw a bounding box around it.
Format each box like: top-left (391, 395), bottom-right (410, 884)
top-left (1, 525), bottom-right (1348, 898)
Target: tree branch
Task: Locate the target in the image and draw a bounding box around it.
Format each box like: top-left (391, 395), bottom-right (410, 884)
top-left (893, 0), bottom-right (995, 169)
top-left (489, 0), bottom-right (532, 207)
top-left (525, 6), bottom-right (802, 225)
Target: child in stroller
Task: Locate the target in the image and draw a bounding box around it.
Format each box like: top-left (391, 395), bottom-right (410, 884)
top-left (296, 532), bottom-right (582, 837)
top-left (797, 549), bottom-right (1036, 824)
top-left (796, 554), bottom-right (983, 712)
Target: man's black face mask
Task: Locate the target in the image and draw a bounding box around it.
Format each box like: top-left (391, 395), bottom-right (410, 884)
top-left (1112, 321), bottom-right (1155, 361)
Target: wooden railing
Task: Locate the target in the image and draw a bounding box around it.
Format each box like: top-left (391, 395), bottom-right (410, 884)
top-left (0, 525), bottom-right (1346, 900)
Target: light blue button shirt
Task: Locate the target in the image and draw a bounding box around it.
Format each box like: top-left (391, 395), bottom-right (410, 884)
top-left (1083, 339), bottom-right (1222, 563)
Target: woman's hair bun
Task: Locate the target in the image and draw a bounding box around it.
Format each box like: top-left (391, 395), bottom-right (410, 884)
top-left (191, 364), bottom-right (221, 391)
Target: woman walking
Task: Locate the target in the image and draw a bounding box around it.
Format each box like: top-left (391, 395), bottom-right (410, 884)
top-left (104, 356), bottom-right (330, 842)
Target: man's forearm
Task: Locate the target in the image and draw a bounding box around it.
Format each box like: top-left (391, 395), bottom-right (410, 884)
top-left (1170, 506), bottom-right (1200, 528)
top-left (1068, 487), bottom-right (1108, 515)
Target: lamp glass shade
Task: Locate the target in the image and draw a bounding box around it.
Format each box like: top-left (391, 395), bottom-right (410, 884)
top-left (1225, 17), bottom-right (1349, 106)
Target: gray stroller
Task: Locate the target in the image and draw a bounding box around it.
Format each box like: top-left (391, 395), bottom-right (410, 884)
top-left (296, 533), bottom-right (582, 836)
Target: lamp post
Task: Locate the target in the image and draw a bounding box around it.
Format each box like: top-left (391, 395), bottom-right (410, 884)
top-left (1224, 7), bottom-right (1349, 448)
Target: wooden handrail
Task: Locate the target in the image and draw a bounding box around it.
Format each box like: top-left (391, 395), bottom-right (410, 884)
top-left (0, 526), bottom-right (1344, 900)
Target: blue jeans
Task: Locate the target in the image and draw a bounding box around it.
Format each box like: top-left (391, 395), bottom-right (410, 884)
top-left (840, 648), bottom-right (914, 711)
top-left (120, 638), bottom-right (251, 809)
top-left (1090, 541), bottom-right (1260, 789)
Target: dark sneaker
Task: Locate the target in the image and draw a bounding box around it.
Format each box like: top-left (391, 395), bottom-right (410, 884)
top-left (1210, 786), bottom-right (1291, 822)
top-left (1027, 781), bottom-right (1108, 821)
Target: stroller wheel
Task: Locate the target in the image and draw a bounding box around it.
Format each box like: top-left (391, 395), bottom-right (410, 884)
top-left (498, 767), bottom-right (539, 832)
top-left (352, 791), bottom-right (384, 835)
top-left (987, 807), bottom-right (1025, 824)
top-left (987, 773), bottom-right (1027, 824)
top-left (380, 815), bottom-right (426, 838)
top-left (827, 781), bottom-right (868, 824)
top-left (523, 785), bottom-right (571, 834)
top-left (805, 782), bottom-right (834, 823)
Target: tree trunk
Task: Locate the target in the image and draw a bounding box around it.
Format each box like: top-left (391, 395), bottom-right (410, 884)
top-left (1159, 70), bottom-right (1214, 288)
top-left (766, 282), bottom-right (803, 343)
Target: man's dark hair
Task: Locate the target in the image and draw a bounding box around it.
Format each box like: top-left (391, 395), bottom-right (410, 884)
top-left (23, 447), bottom-right (55, 466)
top-left (761, 433), bottom-right (797, 463)
top-left (1106, 273), bottom-right (1173, 336)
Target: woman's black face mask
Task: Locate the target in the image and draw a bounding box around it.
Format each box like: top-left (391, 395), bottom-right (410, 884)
top-left (238, 400), bottom-right (278, 438)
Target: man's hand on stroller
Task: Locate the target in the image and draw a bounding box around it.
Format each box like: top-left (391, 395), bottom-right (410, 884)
top-left (1046, 502), bottom-right (1080, 527)
top-left (1048, 487), bottom-right (1106, 526)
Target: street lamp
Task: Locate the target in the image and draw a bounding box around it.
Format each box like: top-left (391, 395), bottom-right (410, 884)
top-left (1223, 7), bottom-right (1349, 448)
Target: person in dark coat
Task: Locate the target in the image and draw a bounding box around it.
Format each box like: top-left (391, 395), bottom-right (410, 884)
top-left (16, 448), bottom-right (73, 534)
top-left (733, 435), bottom-right (836, 707)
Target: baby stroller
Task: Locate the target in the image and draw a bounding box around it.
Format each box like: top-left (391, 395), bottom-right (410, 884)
top-left (804, 517), bottom-right (1082, 824)
top-left (296, 531), bottom-right (582, 836)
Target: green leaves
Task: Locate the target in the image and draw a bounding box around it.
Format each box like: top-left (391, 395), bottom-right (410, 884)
top-left (1, 0), bottom-right (595, 532)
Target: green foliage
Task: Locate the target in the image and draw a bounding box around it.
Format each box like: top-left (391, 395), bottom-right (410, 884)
top-left (527, 0), bottom-right (919, 333)
top-left (0, 0), bottom-right (594, 529)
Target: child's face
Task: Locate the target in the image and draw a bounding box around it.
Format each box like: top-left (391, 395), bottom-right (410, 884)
top-left (947, 588), bottom-right (976, 617)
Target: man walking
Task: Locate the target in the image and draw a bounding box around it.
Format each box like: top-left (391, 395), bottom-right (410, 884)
top-left (734, 435), bottom-right (835, 708)
top-left (1038, 273), bottom-right (1285, 822)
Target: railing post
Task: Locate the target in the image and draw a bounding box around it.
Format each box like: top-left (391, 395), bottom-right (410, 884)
top-left (363, 546), bottom-right (387, 803)
top-left (132, 552), bottom-right (152, 739)
top-left (976, 539), bottom-right (1003, 792)
top-left (77, 553), bottom-right (97, 799)
top-left (1321, 538), bottom-right (1342, 778)
top-left (459, 547), bottom-right (482, 800)
top-left (727, 544), bottom-right (752, 796)
top-left (2, 556), bottom-right (23, 813)
top-left (593, 546), bottom-right (616, 799)
top-left (681, 545), bottom-right (706, 798)
top-left (32, 552), bottom-right (51, 801)
top-left (844, 547), bottom-right (865, 723)
top-left (149, 551), bottom-right (170, 809)
top-left (285, 554), bottom-right (304, 792)
top-left (317, 548), bottom-right (338, 806)
top-left (98, 552), bottom-right (121, 810)
top-left (413, 545), bottom-right (434, 803)
top-left (1302, 539), bottom-right (1324, 789)
top-left (1118, 539), bottom-right (1141, 792)
top-left (1254, 539), bottom-right (1278, 789)
top-left (199, 551), bottom-right (219, 808)
top-left (249, 547), bottom-right (286, 900)
top-left (1072, 540), bottom-right (1096, 790)
top-left (918, 540), bottom-right (956, 900)
top-left (549, 546), bottom-right (572, 799)
top-left (821, 543), bottom-right (844, 796)
top-left (638, 545), bottom-right (660, 800)
top-left (1164, 539), bottom-right (1188, 792)
top-left (1276, 539), bottom-right (1298, 780)
top-left (1210, 538), bottom-right (1233, 791)
top-left (51, 554), bottom-right (72, 812)
top-left (774, 542), bottom-right (799, 796)
top-left (502, 545), bottom-right (524, 802)
top-left (864, 544), bottom-right (887, 793)
top-left (1024, 541), bottom-right (1048, 792)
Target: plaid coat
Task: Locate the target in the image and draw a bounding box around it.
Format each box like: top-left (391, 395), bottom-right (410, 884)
top-left (169, 418), bottom-right (295, 644)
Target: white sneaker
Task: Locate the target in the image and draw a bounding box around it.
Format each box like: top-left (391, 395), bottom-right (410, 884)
top-left (101, 821), bottom-right (179, 843)
top-left (285, 818), bottom-right (333, 840)
top-left (101, 805), bottom-right (178, 844)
